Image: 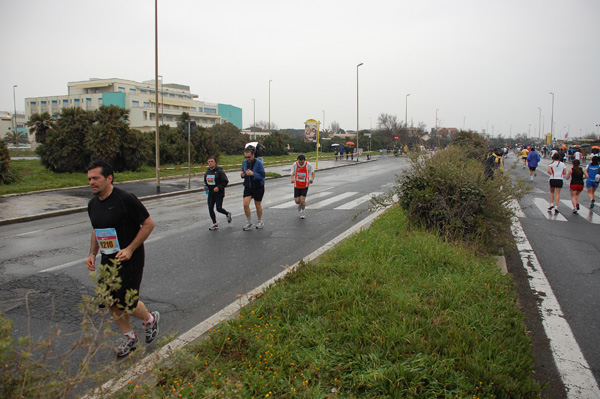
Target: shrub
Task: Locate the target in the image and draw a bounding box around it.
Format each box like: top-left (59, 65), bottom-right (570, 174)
top-left (393, 145), bottom-right (527, 253)
top-left (0, 138), bottom-right (20, 184)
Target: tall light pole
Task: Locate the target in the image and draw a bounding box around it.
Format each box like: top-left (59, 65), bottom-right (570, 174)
top-left (538, 107), bottom-right (542, 139)
top-left (154, 0), bottom-right (160, 193)
top-left (356, 62), bottom-right (363, 161)
top-left (405, 93), bottom-right (410, 127)
top-left (158, 75), bottom-right (164, 124)
top-left (435, 108), bottom-right (439, 130)
top-left (268, 80), bottom-right (272, 132)
top-left (322, 109), bottom-right (325, 131)
top-left (12, 85), bottom-right (17, 142)
top-left (549, 92), bottom-right (555, 142)
top-left (463, 116), bottom-right (466, 131)
top-left (252, 98), bottom-right (256, 135)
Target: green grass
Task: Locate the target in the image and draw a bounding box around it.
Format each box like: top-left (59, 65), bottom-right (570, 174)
top-left (119, 206), bottom-right (541, 399)
top-left (1, 152), bottom-right (344, 196)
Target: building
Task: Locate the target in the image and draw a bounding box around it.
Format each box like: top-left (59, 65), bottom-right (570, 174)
top-left (24, 78), bottom-right (243, 138)
top-left (1, 111), bottom-right (30, 148)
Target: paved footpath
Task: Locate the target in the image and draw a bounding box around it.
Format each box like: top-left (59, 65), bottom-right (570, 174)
top-left (0, 156), bottom-right (376, 225)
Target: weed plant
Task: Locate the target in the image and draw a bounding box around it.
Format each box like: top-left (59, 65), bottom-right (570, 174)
top-left (391, 146), bottom-right (528, 254)
top-left (0, 260), bottom-right (146, 399)
top-left (120, 207), bottom-right (541, 398)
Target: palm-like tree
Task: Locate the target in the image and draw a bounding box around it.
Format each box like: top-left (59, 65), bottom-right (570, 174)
top-left (4, 130), bottom-right (29, 148)
top-left (26, 112), bottom-right (55, 144)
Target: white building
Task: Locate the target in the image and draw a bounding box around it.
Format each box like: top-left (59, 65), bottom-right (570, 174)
top-left (1, 111), bottom-right (30, 148)
top-left (25, 78), bottom-right (242, 136)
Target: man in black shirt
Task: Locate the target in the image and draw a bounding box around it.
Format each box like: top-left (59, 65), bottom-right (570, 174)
top-left (86, 160), bottom-right (160, 357)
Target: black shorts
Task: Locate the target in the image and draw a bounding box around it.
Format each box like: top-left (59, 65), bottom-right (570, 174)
top-left (243, 186), bottom-right (265, 202)
top-left (549, 179), bottom-right (563, 188)
top-left (100, 254), bottom-right (144, 310)
top-left (294, 187), bottom-right (309, 198)
top-left (529, 166), bottom-right (537, 171)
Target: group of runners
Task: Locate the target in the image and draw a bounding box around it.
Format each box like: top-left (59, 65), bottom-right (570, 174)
top-left (84, 146), bottom-right (316, 357)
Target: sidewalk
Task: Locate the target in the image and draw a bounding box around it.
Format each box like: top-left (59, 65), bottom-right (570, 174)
top-left (0, 156), bottom-right (376, 226)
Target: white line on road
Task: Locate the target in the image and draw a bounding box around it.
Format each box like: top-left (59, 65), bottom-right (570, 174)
top-left (309, 192), bottom-right (357, 209)
top-left (270, 191), bottom-right (333, 208)
top-left (532, 197), bottom-right (568, 221)
top-left (559, 200), bottom-right (600, 224)
top-left (335, 192), bottom-right (383, 210)
top-left (511, 203), bottom-right (600, 399)
top-left (81, 206), bottom-right (390, 399)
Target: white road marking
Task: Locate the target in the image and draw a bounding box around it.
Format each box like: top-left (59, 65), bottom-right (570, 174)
top-left (310, 192), bottom-right (357, 209)
top-left (532, 197), bottom-right (567, 221)
top-left (335, 192), bottom-right (383, 210)
top-left (511, 203), bottom-right (600, 399)
top-left (559, 200), bottom-right (600, 224)
top-left (270, 191), bottom-right (333, 208)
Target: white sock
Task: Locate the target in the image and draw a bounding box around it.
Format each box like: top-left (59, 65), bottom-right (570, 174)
top-left (125, 331), bottom-right (136, 339)
top-left (144, 313), bottom-right (154, 325)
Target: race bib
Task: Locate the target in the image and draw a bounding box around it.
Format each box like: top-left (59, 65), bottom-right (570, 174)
top-left (95, 228), bottom-right (121, 255)
top-left (297, 173), bottom-right (306, 182)
top-left (206, 174), bottom-right (216, 185)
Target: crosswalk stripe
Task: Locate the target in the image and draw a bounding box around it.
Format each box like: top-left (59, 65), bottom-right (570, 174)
top-left (532, 198), bottom-right (568, 221)
top-left (310, 192), bottom-right (358, 209)
top-left (335, 192), bottom-right (383, 210)
top-left (559, 200), bottom-right (600, 224)
top-left (271, 191), bottom-right (333, 208)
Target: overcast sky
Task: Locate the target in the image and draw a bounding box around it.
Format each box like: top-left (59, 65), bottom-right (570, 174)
top-left (2, 0), bottom-right (599, 138)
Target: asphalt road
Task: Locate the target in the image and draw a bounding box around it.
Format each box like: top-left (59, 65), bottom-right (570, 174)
top-left (0, 156), bottom-right (410, 381)
top-left (505, 152), bottom-right (600, 398)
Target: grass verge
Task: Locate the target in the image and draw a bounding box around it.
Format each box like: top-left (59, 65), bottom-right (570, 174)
top-left (116, 206), bottom-right (541, 399)
top-left (1, 152), bottom-right (346, 196)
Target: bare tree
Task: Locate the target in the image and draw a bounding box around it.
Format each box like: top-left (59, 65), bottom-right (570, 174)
top-left (255, 120), bottom-right (279, 131)
top-left (330, 121), bottom-right (340, 135)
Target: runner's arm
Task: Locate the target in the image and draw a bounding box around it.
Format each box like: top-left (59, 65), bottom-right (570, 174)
top-left (115, 216), bottom-right (155, 262)
top-left (86, 230), bottom-right (100, 271)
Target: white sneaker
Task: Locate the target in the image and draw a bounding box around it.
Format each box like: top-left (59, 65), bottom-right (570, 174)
top-left (209, 223), bottom-right (218, 230)
top-left (255, 221), bottom-right (264, 229)
top-left (242, 223), bottom-right (253, 231)
top-left (300, 214), bottom-right (306, 219)
top-left (297, 203), bottom-right (302, 212)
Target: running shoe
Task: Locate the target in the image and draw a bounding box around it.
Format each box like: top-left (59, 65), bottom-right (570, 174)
top-left (116, 334), bottom-right (138, 357)
top-left (572, 208), bottom-right (578, 214)
top-left (144, 311), bottom-right (160, 344)
top-left (226, 212), bottom-right (232, 223)
top-left (209, 223), bottom-right (219, 231)
top-left (243, 223), bottom-right (254, 231)
top-left (577, 203), bottom-right (580, 210)
top-left (547, 205), bottom-right (554, 212)
top-left (300, 214), bottom-right (306, 219)
top-left (554, 208), bottom-right (559, 214)
top-left (255, 221), bottom-right (264, 229)
top-left (591, 199), bottom-right (596, 209)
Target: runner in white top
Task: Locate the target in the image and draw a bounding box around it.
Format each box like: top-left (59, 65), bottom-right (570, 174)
top-left (547, 152), bottom-right (566, 214)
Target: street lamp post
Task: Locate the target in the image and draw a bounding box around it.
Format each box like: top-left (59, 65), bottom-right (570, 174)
top-left (538, 107), bottom-right (542, 139)
top-left (252, 98), bottom-right (256, 138)
top-left (405, 94), bottom-right (410, 127)
top-left (322, 110), bottom-right (325, 132)
top-left (356, 63), bottom-right (363, 161)
top-left (154, 0), bottom-right (160, 193)
top-left (549, 92), bottom-right (555, 142)
top-left (463, 116), bottom-right (466, 131)
top-left (268, 80), bottom-right (272, 132)
top-left (435, 108), bottom-right (439, 147)
top-left (12, 85), bottom-right (18, 145)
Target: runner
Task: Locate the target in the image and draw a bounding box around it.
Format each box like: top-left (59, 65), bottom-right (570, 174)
top-left (241, 146), bottom-right (266, 230)
top-left (203, 156), bottom-right (232, 231)
top-left (521, 147), bottom-right (529, 169)
top-left (290, 154), bottom-right (316, 219)
top-left (85, 160), bottom-right (160, 357)
top-left (566, 159), bottom-right (587, 214)
top-left (585, 155), bottom-right (599, 209)
top-left (526, 146), bottom-right (541, 181)
top-left (547, 152), bottom-right (566, 214)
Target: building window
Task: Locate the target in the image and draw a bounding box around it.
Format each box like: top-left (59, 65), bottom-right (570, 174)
top-left (130, 88), bottom-right (136, 94)
top-left (169, 93), bottom-right (175, 98)
top-left (132, 100), bottom-right (139, 108)
top-left (205, 107), bottom-right (216, 114)
top-left (98, 98), bottom-right (103, 105)
top-left (118, 86), bottom-right (125, 93)
top-left (144, 101), bottom-right (150, 107)
top-left (140, 89), bottom-right (147, 94)
top-left (166, 115), bottom-right (173, 122)
top-left (164, 104), bottom-right (171, 109)
top-left (197, 107), bottom-right (203, 112)
top-left (203, 118), bottom-right (208, 123)
top-left (63, 99), bottom-right (69, 107)
top-left (173, 105), bottom-right (179, 110)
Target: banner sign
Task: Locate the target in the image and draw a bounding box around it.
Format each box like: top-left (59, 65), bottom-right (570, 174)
top-left (304, 119), bottom-right (319, 142)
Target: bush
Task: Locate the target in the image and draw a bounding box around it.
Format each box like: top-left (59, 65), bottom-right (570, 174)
top-left (0, 138), bottom-right (20, 184)
top-left (393, 144), bottom-right (527, 253)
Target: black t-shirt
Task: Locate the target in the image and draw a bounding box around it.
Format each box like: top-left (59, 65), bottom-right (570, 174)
top-left (88, 186), bottom-right (150, 265)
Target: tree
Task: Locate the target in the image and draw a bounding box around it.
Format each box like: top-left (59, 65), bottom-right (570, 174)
top-left (26, 112), bottom-right (55, 144)
top-left (255, 120), bottom-right (278, 131)
top-left (86, 106), bottom-right (131, 166)
top-left (37, 107), bottom-right (93, 173)
top-left (4, 130), bottom-right (29, 148)
top-left (263, 131), bottom-right (288, 156)
top-left (210, 122), bottom-right (248, 155)
top-left (0, 138), bottom-right (19, 184)
top-left (330, 121), bottom-right (340, 135)
top-left (376, 113), bottom-right (402, 147)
